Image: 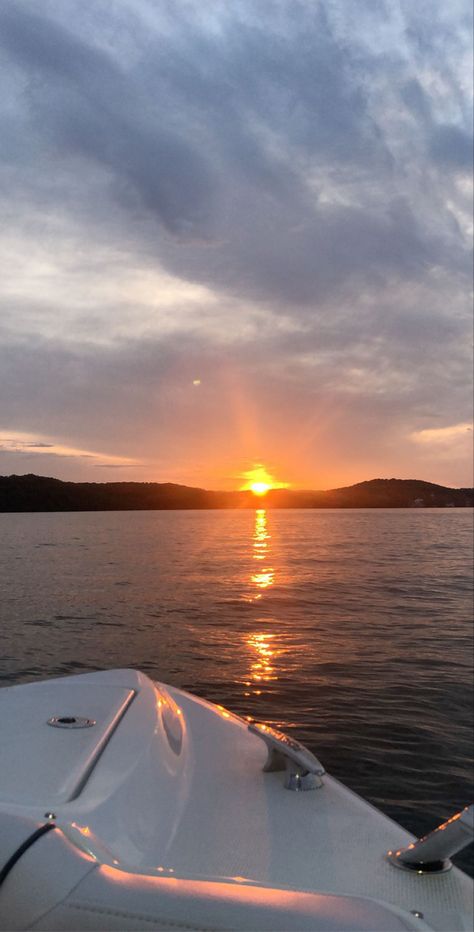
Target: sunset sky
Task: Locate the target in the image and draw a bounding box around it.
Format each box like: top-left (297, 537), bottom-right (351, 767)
top-left (0, 0), bottom-right (472, 490)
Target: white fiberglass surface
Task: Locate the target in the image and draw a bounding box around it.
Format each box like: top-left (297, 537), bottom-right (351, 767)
top-left (0, 680), bottom-right (134, 805)
top-left (1, 669), bottom-right (472, 932)
top-left (52, 672), bottom-right (473, 932)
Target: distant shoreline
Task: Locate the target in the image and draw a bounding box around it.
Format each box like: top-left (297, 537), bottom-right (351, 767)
top-left (1, 474), bottom-right (472, 512)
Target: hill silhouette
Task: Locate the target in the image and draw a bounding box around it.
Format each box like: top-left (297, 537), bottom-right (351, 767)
top-left (0, 474), bottom-right (472, 511)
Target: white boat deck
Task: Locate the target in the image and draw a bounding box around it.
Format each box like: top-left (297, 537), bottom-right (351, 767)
top-left (0, 669), bottom-right (472, 931)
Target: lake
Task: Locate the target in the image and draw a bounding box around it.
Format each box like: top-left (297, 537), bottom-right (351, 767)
top-left (1, 507), bottom-right (473, 872)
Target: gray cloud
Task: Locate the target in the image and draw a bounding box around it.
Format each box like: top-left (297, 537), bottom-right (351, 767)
top-left (0, 0), bottom-right (472, 486)
top-left (0, 1), bottom-right (216, 236)
top-left (429, 124), bottom-right (473, 170)
top-left (93, 463), bottom-right (147, 468)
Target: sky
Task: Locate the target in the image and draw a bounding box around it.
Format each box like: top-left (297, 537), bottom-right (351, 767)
top-left (0, 0), bottom-right (472, 490)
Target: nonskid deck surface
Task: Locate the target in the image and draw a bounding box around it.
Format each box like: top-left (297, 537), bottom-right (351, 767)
top-left (0, 668), bottom-right (472, 932)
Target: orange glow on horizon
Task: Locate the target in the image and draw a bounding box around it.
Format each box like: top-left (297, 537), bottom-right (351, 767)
top-left (240, 464), bottom-right (289, 496)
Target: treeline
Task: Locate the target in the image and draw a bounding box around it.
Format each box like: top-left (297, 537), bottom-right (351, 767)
top-left (0, 474), bottom-right (472, 511)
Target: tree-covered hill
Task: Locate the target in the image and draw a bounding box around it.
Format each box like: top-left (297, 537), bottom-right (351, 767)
top-left (0, 474), bottom-right (472, 511)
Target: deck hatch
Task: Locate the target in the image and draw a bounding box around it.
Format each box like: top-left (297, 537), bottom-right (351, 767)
top-left (0, 684), bottom-right (134, 805)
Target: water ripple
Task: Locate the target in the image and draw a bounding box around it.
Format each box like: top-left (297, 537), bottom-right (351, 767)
top-left (0, 507), bottom-right (472, 872)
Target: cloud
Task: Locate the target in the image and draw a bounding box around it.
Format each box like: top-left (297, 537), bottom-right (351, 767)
top-left (0, 1), bottom-right (216, 237)
top-left (411, 422), bottom-right (473, 444)
top-left (429, 124), bottom-right (473, 171)
top-left (0, 0), bottom-right (472, 487)
top-left (0, 430), bottom-right (139, 466)
top-left (93, 463), bottom-right (147, 469)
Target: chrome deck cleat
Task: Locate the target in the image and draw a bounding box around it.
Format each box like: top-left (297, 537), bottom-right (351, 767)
top-left (249, 722), bottom-right (325, 790)
top-left (387, 804), bottom-right (474, 873)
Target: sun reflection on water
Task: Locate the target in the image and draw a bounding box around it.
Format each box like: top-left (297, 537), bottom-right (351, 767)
top-left (243, 509), bottom-right (282, 702)
top-left (251, 509), bottom-right (274, 588)
top-left (247, 632), bottom-right (278, 685)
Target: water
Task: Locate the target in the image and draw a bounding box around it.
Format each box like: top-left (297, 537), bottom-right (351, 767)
top-left (1, 508), bottom-right (473, 873)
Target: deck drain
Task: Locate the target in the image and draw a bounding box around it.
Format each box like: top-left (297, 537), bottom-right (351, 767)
top-left (47, 716), bottom-right (96, 729)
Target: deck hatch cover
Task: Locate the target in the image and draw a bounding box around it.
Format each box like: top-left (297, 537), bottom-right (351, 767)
top-left (0, 684), bottom-right (134, 805)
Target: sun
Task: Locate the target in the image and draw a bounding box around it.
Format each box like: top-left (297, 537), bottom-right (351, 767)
top-left (240, 465), bottom-right (289, 497)
top-left (250, 481), bottom-right (270, 496)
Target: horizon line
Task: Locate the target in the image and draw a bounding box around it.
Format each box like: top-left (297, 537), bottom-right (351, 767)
top-left (2, 472), bottom-right (473, 494)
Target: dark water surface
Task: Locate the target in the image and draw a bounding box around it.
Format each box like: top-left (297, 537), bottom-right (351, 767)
top-left (1, 508), bottom-right (473, 872)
